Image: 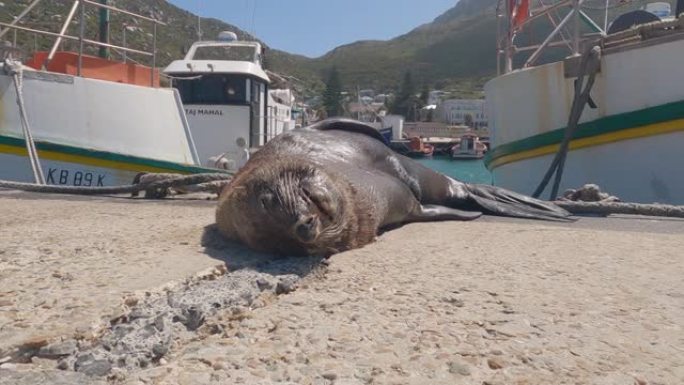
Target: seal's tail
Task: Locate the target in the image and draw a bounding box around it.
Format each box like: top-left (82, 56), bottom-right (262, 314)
top-left (465, 184), bottom-right (573, 222)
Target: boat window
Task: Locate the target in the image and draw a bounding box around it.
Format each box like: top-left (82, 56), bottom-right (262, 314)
top-left (173, 74), bottom-right (248, 105)
top-left (251, 80), bottom-right (262, 103)
top-left (191, 46), bottom-right (257, 62)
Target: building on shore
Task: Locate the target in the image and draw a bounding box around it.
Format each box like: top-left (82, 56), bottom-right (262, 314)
top-left (435, 99), bottom-right (488, 130)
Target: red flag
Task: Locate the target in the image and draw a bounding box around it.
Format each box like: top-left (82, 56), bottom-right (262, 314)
top-left (509, 0), bottom-right (530, 30)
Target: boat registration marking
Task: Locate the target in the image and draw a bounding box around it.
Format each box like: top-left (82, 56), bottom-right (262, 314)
top-left (46, 168), bottom-right (105, 187)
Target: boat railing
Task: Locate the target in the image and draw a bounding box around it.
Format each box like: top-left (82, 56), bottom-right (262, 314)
top-left (601, 14), bottom-right (684, 50)
top-left (497, 0), bottom-right (684, 75)
top-left (0, 0), bottom-right (165, 86)
top-left (497, 0), bottom-right (600, 74)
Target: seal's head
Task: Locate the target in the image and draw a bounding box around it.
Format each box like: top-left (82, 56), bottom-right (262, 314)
top-left (216, 159), bottom-right (373, 256)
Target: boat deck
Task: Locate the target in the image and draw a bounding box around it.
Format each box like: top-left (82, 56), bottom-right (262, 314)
top-left (0, 191), bottom-right (682, 384)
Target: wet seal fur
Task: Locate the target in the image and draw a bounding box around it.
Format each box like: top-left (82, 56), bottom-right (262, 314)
top-left (216, 118), bottom-right (571, 256)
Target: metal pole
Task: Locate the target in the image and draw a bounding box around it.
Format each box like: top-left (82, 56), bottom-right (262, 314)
top-left (198, 15), bottom-right (202, 41)
top-left (98, 0), bottom-right (110, 59)
top-left (525, 10), bottom-right (575, 67)
top-left (496, 1), bottom-right (501, 76)
top-left (573, 0), bottom-right (580, 55)
top-left (505, 0), bottom-right (513, 73)
top-left (519, 0), bottom-right (573, 28)
top-left (47, 0), bottom-right (80, 67)
top-left (0, 0), bottom-right (43, 39)
top-left (78, 1), bottom-right (85, 76)
top-left (604, 0), bottom-right (609, 33)
top-left (539, 0), bottom-right (574, 51)
top-left (151, 22), bottom-right (157, 87)
top-left (122, 24), bottom-right (127, 63)
top-left (579, 10), bottom-right (604, 34)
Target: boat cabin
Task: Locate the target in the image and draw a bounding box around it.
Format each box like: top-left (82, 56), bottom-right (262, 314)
top-left (164, 32), bottom-right (291, 169)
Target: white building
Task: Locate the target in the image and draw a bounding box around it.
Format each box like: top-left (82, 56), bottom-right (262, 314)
top-left (436, 99), bottom-right (488, 129)
top-left (428, 90), bottom-right (449, 106)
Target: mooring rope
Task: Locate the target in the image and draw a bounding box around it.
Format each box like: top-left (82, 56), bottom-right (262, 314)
top-left (552, 184), bottom-right (684, 218)
top-left (532, 46), bottom-right (602, 200)
top-left (0, 173), bottom-right (232, 196)
top-left (5, 59), bottom-right (45, 184)
top-left (554, 201), bottom-right (684, 219)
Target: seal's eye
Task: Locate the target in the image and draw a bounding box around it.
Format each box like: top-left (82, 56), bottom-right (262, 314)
top-left (302, 185), bottom-right (335, 222)
top-left (258, 192), bottom-right (275, 210)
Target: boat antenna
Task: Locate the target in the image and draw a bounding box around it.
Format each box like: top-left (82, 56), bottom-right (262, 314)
top-left (197, 0), bottom-right (202, 41)
top-left (251, 0), bottom-right (258, 37)
top-left (198, 15), bottom-right (202, 40)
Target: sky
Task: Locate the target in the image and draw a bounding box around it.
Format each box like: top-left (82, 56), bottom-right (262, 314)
top-left (168, 0), bottom-right (457, 58)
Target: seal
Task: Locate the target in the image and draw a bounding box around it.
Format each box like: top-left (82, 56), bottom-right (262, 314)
top-left (216, 118), bottom-right (571, 256)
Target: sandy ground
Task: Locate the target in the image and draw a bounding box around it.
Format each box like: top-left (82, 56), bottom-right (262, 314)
top-left (0, 191), bottom-right (683, 385)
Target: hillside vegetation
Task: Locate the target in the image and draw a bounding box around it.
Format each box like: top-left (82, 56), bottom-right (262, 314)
top-left (0, 0), bottom-right (497, 97)
top-left (1, 0), bottom-right (676, 99)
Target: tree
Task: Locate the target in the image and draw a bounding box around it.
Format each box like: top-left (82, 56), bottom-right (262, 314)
top-left (419, 84), bottom-right (430, 107)
top-left (322, 67), bottom-right (343, 118)
top-left (391, 71), bottom-right (418, 121)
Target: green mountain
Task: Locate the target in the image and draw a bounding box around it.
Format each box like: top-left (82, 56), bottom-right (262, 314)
top-left (289, 0), bottom-right (500, 98)
top-left (0, 0), bottom-right (498, 98)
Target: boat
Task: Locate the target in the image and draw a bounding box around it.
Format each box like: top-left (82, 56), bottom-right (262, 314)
top-left (405, 137), bottom-right (435, 158)
top-left (450, 133), bottom-right (487, 160)
top-left (163, 32), bottom-right (296, 170)
top-left (0, 0), bottom-right (214, 187)
top-left (485, 0), bottom-right (684, 204)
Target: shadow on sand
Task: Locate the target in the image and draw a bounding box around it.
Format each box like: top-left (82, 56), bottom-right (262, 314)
top-left (200, 224), bottom-right (328, 278)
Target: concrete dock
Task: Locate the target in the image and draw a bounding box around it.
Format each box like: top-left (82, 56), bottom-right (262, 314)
top-left (0, 191), bottom-right (682, 384)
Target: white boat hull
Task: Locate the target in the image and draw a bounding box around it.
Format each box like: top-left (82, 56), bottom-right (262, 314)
top-left (485, 34), bottom-right (684, 204)
top-left (0, 67), bottom-right (212, 185)
top-left (1, 152), bottom-right (136, 186)
top-left (492, 131), bottom-right (684, 203)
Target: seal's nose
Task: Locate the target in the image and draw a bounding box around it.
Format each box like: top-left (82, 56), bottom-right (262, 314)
top-left (294, 216), bottom-right (318, 243)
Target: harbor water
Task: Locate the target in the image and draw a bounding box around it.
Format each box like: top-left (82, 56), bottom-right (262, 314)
top-left (418, 155), bottom-right (493, 184)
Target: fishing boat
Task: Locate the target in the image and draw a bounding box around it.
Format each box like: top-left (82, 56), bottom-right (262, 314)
top-left (450, 133), bottom-right (487, 160)
top-left (164, 32), bottom-right (296, 170)
top-left (485, 0), bottom-right (684, 204)
top-left (406, 137), bottom-right (435, 158)
top-left (0, 0), bottom-right (213, 187)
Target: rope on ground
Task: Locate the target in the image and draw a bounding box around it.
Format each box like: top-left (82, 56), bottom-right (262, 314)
top-left (554, 201), bottom-right (684, 219)
top-left (533, 46), bottom-right (602, 200)
top-left (553, 184), bottom-right (684, 218)
top-left (0, 173), bottom-right (232, 196)
top-left (5, 59), bottom-right (45, 184)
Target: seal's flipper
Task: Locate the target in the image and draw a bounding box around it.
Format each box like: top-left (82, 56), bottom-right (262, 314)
top-left (308, 118), bottom-right (388, 144)
top-left (408, 204), bottom-right (482, 222)
top-left (465, 184), bottom-right (573, 222)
